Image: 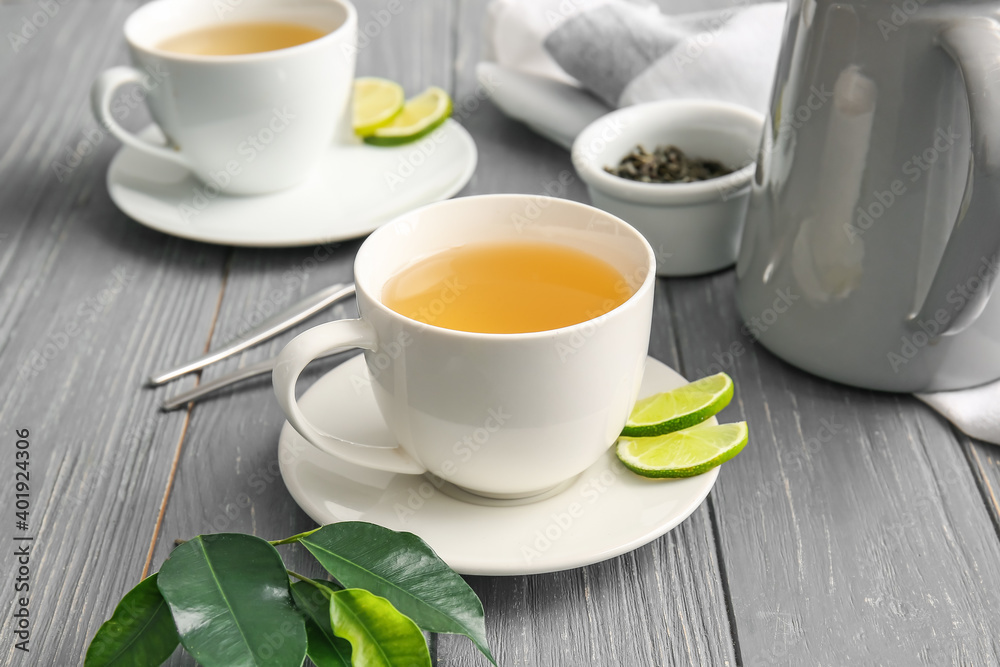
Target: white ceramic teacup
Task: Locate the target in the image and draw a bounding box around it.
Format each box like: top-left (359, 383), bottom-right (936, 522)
top-left (90, 0), bottom-right (357, 195)
top-left (272, 194), bottom-right (656, 499)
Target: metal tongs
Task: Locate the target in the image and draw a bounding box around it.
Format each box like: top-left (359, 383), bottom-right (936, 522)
top-left (151, 282), bottom-right (356, 410)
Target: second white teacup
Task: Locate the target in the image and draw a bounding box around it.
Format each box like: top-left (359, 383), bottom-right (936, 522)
top-left (272, 194), bottom-right (656, 499)
top-left (91, 0), bottom-right (357, 195)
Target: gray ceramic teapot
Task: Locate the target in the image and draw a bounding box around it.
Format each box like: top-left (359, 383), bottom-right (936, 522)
top-left (735, 0), bottom-right (1000, 392)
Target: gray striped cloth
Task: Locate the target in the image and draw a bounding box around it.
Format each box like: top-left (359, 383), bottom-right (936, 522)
top-left (484, 0), bottom-right (786, 113)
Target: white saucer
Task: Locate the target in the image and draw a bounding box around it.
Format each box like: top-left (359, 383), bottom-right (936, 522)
top-left (278, 354), bottom-right (719, 576)
top-left (106, 121), bottom-right (477, 247)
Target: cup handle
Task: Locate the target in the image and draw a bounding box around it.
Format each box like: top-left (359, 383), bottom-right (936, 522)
top-left (272, 319), bottom-right (426, 475)
top-left (90, 66), bottom-right (190, 169)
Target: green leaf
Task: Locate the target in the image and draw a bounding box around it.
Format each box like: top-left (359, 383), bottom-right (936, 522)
top-left (299, 522), bottom-right (495, 665)
top-left (157, 534), bottom-right (307, 667)
top-left (290, 581), bottom-right (351, 667)
top-left (85, 574), bottom-right (179, 667)
top-left (330, 589), bottom-right (431, 667)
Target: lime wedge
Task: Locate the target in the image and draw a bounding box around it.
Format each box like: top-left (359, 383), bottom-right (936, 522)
top-left (364, 86), bottom-right (452, 146)
top-left (616, 422), bottom-right (748, 478)
top-left (353, 77), bottom-right (405, 136)
top-left (621, 373), bottom-right (734, 437)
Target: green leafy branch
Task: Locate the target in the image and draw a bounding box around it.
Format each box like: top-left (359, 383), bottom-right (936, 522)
top-left (85, 521), bottom-right (497, 666)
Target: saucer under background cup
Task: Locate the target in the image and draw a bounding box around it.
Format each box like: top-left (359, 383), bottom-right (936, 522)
top-left (106, 122), bottom-right (477, 246)
top-left (278, 354), bottom-right (719, 576)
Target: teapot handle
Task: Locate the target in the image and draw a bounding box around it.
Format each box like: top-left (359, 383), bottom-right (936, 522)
top-left (912, 18), bottom-right (1000, 334)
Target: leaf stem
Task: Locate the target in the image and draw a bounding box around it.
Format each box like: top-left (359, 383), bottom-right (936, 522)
top-left (287, 570), bottom-right (334, 598)
top-left (175, 529), bottom-right (317, 548)
top-left (270, 527), bottom-right (320, 546)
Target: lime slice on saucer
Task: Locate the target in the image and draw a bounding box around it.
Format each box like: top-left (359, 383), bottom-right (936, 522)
top-left (364, 86), bottom-right (452, 146)
top-left (353, 77), bottom-right (405, 136)
top-left (616, 422), bottom-right (748, 478)
top-left (621, 372), bottom-right (734, 437)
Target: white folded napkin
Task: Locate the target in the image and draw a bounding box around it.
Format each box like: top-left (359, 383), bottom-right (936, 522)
top-left (479, 0), bottom-right (787, 147)
top-left (479, 0), bottom-right (1000, 446)
top-left (917, 384), bottom-right (1000, 445)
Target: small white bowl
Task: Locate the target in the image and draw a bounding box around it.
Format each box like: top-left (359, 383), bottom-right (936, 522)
top-left (572, 100), bottom-right (764, 276)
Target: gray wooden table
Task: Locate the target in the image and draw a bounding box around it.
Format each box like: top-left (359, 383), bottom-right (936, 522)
top-left (3, 1), bottom-right (1000, 665)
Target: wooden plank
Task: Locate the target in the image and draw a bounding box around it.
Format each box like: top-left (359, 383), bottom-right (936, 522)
top-left (447, 1), bottom-right (584, 201)
top-left (145, 1), bottom-right (459, 664)
top-left (153, 246), bottom-right (361, 667)
top-left (431, 287), bottom-right (737, 667)
top-left (967, 439), bottom-right (1000, 531)
top-left (430, 2), bottom-right (738, 666)
top-left (0, 1), bottom-right (232, 663)
top-left (150, 242), bottom-right (360, 559)
top-left (667, 270), bottom-right (1000, 664)
top-left (438, 507), bottom-right (736, 667)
